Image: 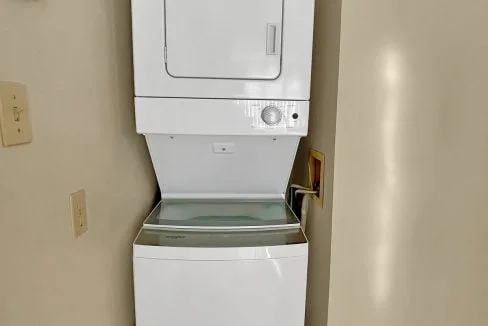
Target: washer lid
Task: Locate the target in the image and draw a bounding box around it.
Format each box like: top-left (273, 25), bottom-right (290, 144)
top-left (143, 200), bottom-right (300, 231)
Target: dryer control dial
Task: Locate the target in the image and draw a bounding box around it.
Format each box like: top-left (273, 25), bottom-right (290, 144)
top-left (261, 106), bottom-right (283, 126)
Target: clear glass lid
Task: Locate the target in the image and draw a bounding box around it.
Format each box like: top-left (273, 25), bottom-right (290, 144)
top-left (143, 200), bottom-right (300, 230)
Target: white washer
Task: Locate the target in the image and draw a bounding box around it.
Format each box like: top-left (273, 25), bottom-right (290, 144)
top-left (132, 95), bottom-right (310, 326)
top-left (133, 200), bottom-right (308, 326)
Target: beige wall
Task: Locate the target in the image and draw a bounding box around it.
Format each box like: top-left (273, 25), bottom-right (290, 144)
top-left (303, 0), bottom-right (488, 325)
top-left (293, 0), bottom-right (342, 325)
top-left (328, 0), bottom-right (488, 326)
top-left (0, 1), bottom-right (157, 325)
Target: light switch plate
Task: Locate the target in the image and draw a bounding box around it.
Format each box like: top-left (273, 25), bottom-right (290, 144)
top-left (70, 189), bottom-right (88, 238)
top-left (0, 81), bottom-right (33, 147)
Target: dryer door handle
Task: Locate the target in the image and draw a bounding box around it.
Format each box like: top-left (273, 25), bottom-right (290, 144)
top-left (266, 23), bottom-right (280, 55)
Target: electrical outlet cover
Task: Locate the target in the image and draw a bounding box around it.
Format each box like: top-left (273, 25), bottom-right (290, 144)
top-left (70, 189), bottom-right (88, 238)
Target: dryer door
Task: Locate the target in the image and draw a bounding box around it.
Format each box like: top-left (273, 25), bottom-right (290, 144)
top-left (164, 0), bottom-right (283, 80)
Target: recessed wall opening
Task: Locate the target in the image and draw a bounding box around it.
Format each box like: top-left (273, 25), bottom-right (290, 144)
top-left (308, 149), bottom-right (325, 208)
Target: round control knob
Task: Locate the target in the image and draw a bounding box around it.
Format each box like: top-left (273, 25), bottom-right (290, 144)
top-left (261, 106), bottom-right (283, 126)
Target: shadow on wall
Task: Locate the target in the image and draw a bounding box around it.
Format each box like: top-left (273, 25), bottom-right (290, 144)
top-left (290, 0), bottom-right (343, 326)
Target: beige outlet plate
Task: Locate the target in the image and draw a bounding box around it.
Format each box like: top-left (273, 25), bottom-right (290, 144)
top-left (0, 82), bottom-right (33, 147)
top-left (70, 190), bottom-right (88, 238)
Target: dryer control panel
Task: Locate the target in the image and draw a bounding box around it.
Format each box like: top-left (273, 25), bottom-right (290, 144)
top-left (248, 101), bottom-right (306, 130)
top-left (136, 98), bottom-right (309, 136)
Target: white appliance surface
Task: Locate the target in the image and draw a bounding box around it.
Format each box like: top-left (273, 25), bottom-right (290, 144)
top-left (143, 200), bottom-right (300, 230)
top-left (133, 228), bottom-right (308, 326)
top-left (132, 0), bottom-right (315, 99)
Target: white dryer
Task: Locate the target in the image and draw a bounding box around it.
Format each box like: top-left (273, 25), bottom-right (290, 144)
top-left (132, 0), bottom-right (315, 100)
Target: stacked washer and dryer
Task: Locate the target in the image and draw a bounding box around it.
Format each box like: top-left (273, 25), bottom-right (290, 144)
top-left (131, 1), bottom-right (315, 325)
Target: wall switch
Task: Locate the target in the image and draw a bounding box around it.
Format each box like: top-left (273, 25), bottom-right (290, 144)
top-left (0, 82), bottom-right (33, 147)
top-left (70, 189), bottom-right (88, 238)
